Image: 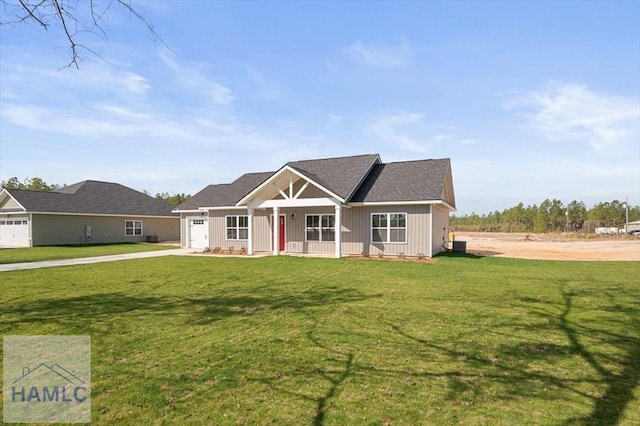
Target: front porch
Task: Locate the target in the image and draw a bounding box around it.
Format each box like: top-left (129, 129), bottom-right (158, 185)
top-left (238, 166), bottom-right (347, 258)
top-left (247, 203), bottom-right (344, 258)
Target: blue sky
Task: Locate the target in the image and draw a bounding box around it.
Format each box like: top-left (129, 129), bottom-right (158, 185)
top-left (1, 0), bottom-right (638, 215)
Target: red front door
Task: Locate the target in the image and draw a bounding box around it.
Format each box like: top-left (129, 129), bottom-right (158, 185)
top-left (272, 215), bottom-right (286, 251)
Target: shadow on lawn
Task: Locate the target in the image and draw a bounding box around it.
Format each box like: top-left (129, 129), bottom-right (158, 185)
top-left (0, 285), bottom-right (377, 331)
top-left (435, 251), bottom-right (489, 260)
top-left (513, 285), bottom-right (640, 425)
top-left (304, 316), bottom-right (355, 426)
top-left (555, 286), bottom-right (640, 425)
top-left (382, 282), bottom-right (640, 425)
top-left (247, 313), bottom-right (356, 426)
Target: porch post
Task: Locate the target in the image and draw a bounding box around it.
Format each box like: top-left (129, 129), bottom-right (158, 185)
top-left (334, 204), bottom-right (342, 258)
top-left (273, 206), bottom-right (280, 255)
top-left (247, 207), bottom-right (254, 255)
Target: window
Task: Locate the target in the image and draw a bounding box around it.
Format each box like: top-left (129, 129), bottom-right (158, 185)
top-left (125, 220), bottom-right (143, 236)
top-left (226, 215), bottom-right (248, 240)
top-left (192, 219), bottom-right (205, 225)
top-left (372, 213), bottom-right (406, 243)
top-left (306, 214), bottom-right (335, 242)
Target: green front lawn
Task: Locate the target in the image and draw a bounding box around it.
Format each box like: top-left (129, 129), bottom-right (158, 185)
top-left (0, 243), bottom-right (176, 264)
top-left (1, 256), bottom-right (638, 425)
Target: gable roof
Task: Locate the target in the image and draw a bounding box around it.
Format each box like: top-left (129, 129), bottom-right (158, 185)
top-left (175, 154), bottom-right (454, 211)
top-left (176, 172), bottom-right (274, 210)
top-left (345, 158), bottom-right (455, 207)
top-left (235, 154), bottom-right (381, 206)
top-left (2, 180), bottom-right (175, 216)
top-left (286, 154), bottom-right (380, 201)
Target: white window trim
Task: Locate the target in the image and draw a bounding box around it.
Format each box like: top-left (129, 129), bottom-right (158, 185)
top-left (125, 220), bottom-right (143, 236)
top-left (225, 215), bottom-right (249, 241)
top-left (305, 214), bottom-right (336, 242)
top-left (371, 212), bottom-right (407, 244)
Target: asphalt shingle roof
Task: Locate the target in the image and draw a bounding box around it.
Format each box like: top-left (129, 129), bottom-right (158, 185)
top-left (175, 154), bottom-right (453, 210)
top-left (350, 158), bottom-right (452, 203)
top-left (176, 172), bottom-right (274, 210)
top-left (287, 154), bottom-right (380, 200)
top-left (6, 180), bottom-right (175, 216)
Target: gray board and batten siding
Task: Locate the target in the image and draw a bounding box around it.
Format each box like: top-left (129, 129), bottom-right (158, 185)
top-left (187, 204), bottom-right (447, 257)
top-left (175, 154), bottom-right (455, 257)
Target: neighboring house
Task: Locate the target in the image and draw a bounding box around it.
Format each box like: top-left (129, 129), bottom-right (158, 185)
top-left (0, 180), bottom-right (179, 247)
top-left (175, 154), bottom-right (455, 258)
top-left (627, 220), bottom-right (640, 233)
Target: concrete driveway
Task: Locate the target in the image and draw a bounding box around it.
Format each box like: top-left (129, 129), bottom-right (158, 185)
top-left (0, 248), bottom-right (192, 272)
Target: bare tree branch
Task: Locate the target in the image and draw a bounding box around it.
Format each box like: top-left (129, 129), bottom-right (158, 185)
top-left (115, 0), bottom-right (169, 49)
top-left (0, 0), bottom-right (172, 68)
top-left (51, 0), bottom-right (79, 67)
top-left (17, 0), bottom-right (48, 27)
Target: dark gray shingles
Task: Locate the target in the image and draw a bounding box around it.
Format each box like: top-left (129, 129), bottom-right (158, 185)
top-left (53, 181), bottom-right (85, 194)
top-left (176, 154), bottom-right (452, 210)
top-left (5, 190), bottom-right (75, 212)
top-left (176, 172), bottom-right (274, 210)
top-left (8, 181), bottom-right (175, 216)
top-left (350, 159), bottom-right (451, 203)
top-left (288, 154), bottom-right (380, 200)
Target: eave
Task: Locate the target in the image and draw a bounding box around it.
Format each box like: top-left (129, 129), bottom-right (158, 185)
top-left (347, 199), bottom-right (456, 212)
top-left (15, 211), bottom-right (178, 219)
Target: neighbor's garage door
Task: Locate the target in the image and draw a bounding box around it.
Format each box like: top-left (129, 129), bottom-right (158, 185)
top-left (0, 217), bottom-right (30, 247)
top-left (188, 218), bottom-right (208, 249)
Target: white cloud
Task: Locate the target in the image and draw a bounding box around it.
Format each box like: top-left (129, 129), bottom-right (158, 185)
top-left (159, 51), bottom-right (234, 105)
top-left (244, 67), bottom-right (285, 102)
top-left (454, 157), bottom-right (640, 215)
top-left (325, 114), bottom-right (343, 126)
top-left (119, 72), bottom-right (151, 94)
top-left (43, 65), bottom-right (151, 95)
top-left (0, 103), bottom-right (206, 140)
top-left (94, 104), bottom-right (151, 120)
top-left (0, 60), bottom-right (151, 96)
top-left (367, 112), bottom-right (473, 154)
top-left (367, 112), bottom-right (428, 153)
top-left (343, 40), bottom-right (414, 68)
top-left (0, 98), bottom-right (318, 156)
top-left (504, 82), bottom-right (640, 151)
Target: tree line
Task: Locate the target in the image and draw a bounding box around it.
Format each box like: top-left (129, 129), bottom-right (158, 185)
top-left (1, 177), bottom-right (190, 207)
top-left (3, 177), bottom-right (638, 230)
top-left (452, 199), bottom-right (640, 233)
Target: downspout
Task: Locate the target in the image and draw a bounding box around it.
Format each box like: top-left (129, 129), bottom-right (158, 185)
top-left (428, 205), bottom-right (433, 258)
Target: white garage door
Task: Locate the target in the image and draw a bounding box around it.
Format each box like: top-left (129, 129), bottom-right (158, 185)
top-left (188, 218), bottom-right (208, 249)
top-left (0, 217), bottom-right (31, 247)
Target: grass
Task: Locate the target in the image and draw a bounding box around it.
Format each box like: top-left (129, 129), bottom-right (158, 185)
top-left (1, 255), bottom-right (638, 425)
top-left (0, 243), bottom-right (176, 264)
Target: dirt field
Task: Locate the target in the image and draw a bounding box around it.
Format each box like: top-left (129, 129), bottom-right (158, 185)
top-left (455, 232), bottom-right (640, 261)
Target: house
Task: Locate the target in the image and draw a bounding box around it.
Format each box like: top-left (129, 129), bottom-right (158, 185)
top-left (174, 154), bottom-right (455, 258)
top-left (0, 180), bottom-right (179, 247)
top-left (626, 220), bottom-right (640, 234)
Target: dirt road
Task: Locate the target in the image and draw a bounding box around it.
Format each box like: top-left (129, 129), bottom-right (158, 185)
top-left (455, 232), bottom-right (640, 261)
